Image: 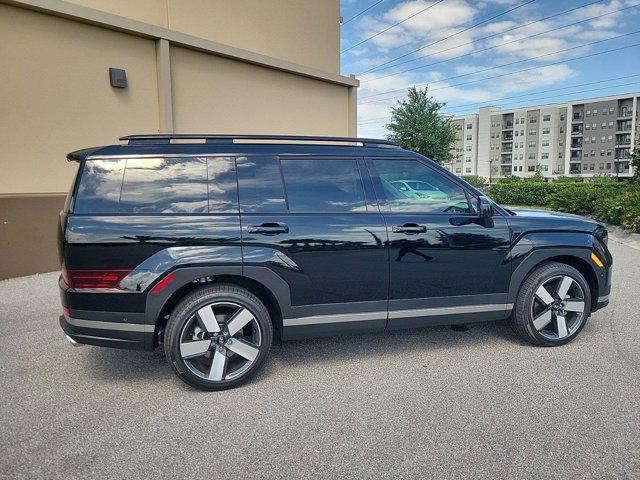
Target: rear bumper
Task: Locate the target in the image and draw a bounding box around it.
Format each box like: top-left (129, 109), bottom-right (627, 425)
top-left (59, 313), bottom-right (154, 351)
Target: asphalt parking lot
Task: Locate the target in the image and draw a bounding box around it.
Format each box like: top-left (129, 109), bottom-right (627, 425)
top-left (1, 239), bottom-right (639, 480)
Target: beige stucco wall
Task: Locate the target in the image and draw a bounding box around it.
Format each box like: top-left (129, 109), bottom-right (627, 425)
top-left (170, 46), bottom-right (349, 136)
top-left (0, 4), bottom-right (160, 194)
top-left (64, 0), bottom-right (341, 73)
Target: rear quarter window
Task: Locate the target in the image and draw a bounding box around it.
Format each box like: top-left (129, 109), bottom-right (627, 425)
top-left (73, 157), bottom-right (237, 214)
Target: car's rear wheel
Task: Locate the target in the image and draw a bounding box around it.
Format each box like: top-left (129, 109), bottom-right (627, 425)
top-left (164, 284), bottom-right (272, 390)
top-left (510, 262), bottom-right (591, 346)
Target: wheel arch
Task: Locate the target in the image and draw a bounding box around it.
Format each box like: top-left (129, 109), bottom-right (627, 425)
top-left (508, 247), bottom-right (599, 311)
top-left (146, 266), bottom-right (291, 348)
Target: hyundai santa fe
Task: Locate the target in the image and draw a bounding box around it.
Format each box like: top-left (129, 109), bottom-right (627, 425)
top-left (58, 134), bottom-right (612, 390)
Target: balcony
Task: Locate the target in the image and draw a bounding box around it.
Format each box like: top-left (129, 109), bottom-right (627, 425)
top-left (500, 166), bottom-right (512, 176)
top-left (618, 108), bottom-right (633, 118)
top-left (570, 138), bottom-right (583, 148)
top-left (572, 112), bottom-right (583, 121)
top-left (615, 134), bottom-right (631, 147)
top-left (500, 155), bottom-right (513, 164)
top-left (569, 163), bottom-right (582, 174)
top-left (616, 120), bottom-right (632, 132)
top-left (502, 121), bottom-right (514, 130)
top-left (502, 133), bottom-right (513, 141)
top-left (615, 149), bottom-right (632, 160)
top-left (571, 125), bottom-right (583, 136)
top-left (501, 143), bottom-right (513, 152)
top-left (570, 151), bottom-right (582, 160)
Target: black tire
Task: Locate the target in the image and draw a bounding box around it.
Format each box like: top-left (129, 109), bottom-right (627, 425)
top-left (509, 261), bottom-right (591, 347)
top-left (164, 283), bottom-right (273, 391)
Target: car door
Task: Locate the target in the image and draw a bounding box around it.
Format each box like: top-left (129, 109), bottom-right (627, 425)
top-left (238, 155), bottom-right (389, 339)
top-left (366, 157), bottom-right (512, 330)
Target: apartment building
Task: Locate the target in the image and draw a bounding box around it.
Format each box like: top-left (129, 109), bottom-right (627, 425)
top-left (446, 93), bottom-right (639, 182)
top-left (0, 0), bottom-right (357, 279)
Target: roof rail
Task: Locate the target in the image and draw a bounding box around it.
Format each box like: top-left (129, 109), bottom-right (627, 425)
top-left (119, 134), bottom-right (399, 148)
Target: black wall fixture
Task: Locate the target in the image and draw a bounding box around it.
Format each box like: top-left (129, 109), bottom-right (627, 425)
top-left (109, 68), bottom-right (127, 88)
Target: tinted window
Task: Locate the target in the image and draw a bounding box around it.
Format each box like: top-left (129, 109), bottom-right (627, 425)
top-left (120, 157), bottom-right (209, 213)
top-left (281, 159), bottom-right (365, 213)
top-left (237, 156), bottom-right (286, 213)
top-left (74, 159), bottom-right (126, 214)
top-left (371, 159), bottom-right (471, 214)
top-left (205, 157), bottom-right (239, 213)
top-left (74, 156), bottom-right (237, 214)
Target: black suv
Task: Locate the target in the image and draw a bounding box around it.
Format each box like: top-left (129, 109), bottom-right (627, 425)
top-left (58, 134), bottom-right (612, 390)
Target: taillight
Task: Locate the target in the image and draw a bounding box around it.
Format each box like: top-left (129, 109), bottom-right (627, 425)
top-left (63, 268), bottom-right (131, 289)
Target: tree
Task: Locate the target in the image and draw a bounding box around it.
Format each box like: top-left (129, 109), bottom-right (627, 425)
top-left (386, 86), bottom-right (456, 165)
top-left (632, 149), bottom-right (640, 184)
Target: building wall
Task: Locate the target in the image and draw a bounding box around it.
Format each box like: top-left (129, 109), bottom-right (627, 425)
top-left (65, 0), bottom-right (341, 73)
top-left (0, 4), bottom-right (160, 195)
top-left (170, 47), bottom-right (349, 135)
top-left (0, 0), bottom-right (355, 279)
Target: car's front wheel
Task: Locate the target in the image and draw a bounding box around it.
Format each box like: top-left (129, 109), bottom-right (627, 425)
top-left (510, 262), bottom-right (591, 346)
top-left (164, 284), bottom-right (273, 390)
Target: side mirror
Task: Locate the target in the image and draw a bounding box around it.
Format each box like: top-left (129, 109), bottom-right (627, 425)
top-left (478, 196), bottom-right (495, 227)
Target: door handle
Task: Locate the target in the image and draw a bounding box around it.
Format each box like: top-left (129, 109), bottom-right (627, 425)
top-left (247, 222), bottom-right (289, 235)
top-left (392, 223), bottom-right (427, 234)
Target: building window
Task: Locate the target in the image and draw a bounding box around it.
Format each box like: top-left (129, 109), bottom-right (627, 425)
top-left (607, 150), bottom-right (612, 156)
top-left (609, 121), bottom-right (614, 128)
top-left (585, 124), bottom-right (590, 130)
top-left (593, 109), bottom-right (598, 115)
top-left (467, 124), bottom-right (472, 129)
top-left (466, 156), bottom-right (471, 162)
top-left (607, 162), bottom-right (611, 169)
top-left (558, 152), bottom-right (564, 159)
top-left (586, 110), bottom-right (591, 116)
top-left (541, 153), bottom-right (549, 159)
top-left (465, 167), bottom-right (471, 173)
top-left (542, 140), bottom-right (550, 147)
top-left (543, 115), bottom-right (551, 121)
top-left (542, 127), bottom-right (550, 134)
top-left (540, 165), bottom-right (549, 171)
top-left (528, 165), bottom-right (536, 172)
top-left (560, 113), bottom-right (565, 121)
top-left (528, 153), bottom-right (536, 160)
top-left (529, 129), bottom-right (537, 136)
top-left (528, 141), bottom-right (536, 148)
top-left (466, 146), bottom-right (472, 151)
top-left (529, 116), bottom-right (537, 123)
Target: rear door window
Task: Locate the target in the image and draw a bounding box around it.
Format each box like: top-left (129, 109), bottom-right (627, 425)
top-left (73, 156), bottom-right (237, 214)
top-left (280, 158), bottom-right (365, 213)
top-left (236, 156), bottom-right (287, 213)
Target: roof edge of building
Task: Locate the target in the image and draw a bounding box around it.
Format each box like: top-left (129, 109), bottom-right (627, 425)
top-left (3, 0), bottom-right (359, 88)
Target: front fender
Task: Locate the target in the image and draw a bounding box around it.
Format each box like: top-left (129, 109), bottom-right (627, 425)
top-left (507, 231), bottom-right (610, 306)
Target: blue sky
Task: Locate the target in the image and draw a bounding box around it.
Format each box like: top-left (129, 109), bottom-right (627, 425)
top-left (339, 0), bottom-right (640, 138)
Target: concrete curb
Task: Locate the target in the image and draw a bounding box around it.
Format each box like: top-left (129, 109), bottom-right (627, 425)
top-left (605, 224), bottom-right (640, 251)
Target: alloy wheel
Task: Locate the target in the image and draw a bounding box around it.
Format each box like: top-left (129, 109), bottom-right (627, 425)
top-left (530, 274), bottom-right (587, 340)
top-left (179, 301), bottom-right (262, 382)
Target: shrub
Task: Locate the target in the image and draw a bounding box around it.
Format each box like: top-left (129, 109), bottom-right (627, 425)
top-left (490, 179), bottom-right (552, 206)
top-left (490, 177), bottom-right (640, 232)
top-left (460, 175), bottom-right (487, 189)
top-left (546, 180), bottom-right (626, 215)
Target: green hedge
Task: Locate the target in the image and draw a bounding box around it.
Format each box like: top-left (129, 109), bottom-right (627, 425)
top-left (489, 178), bottom-right (640, 232)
